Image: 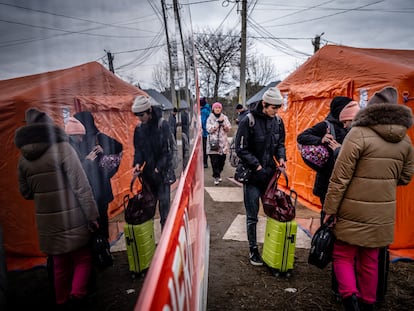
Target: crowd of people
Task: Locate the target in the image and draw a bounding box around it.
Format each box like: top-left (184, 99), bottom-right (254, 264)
top-left (207, 85), bottom-right (413, 311)
top-left (14, 84), bottom-right (414, 311)
top-left (14, 94), bottom-right (177, 309)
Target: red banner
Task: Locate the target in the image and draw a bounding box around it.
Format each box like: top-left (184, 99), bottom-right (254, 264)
top-left (135, 131), bottom-right (209, 310)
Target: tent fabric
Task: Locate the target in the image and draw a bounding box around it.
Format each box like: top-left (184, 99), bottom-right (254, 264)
top-left (0, 62), bottom-right (148, 270)
top-left (144, 88), bottom-right (174, 111)
top-left (276, 45), bottom-right (414, 259)
top-left (246, 81), bottom-right (280, 107)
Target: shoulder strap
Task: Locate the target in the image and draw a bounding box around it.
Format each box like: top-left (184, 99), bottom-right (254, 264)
top-left (275, 115), bottom-right (281, 124)
top-left (247, 113), bottom-right (255, 127)
top-left (158, 117), bottom-right (164, 129)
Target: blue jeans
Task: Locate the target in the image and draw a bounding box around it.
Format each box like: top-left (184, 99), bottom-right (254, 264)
top-left (243, 183), bottom-right (261, 248)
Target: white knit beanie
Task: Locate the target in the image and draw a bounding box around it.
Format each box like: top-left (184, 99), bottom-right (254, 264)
top-left (131, 95), bottom-right (151, 113)
top-left (262, 87), bottom-right (283, 106)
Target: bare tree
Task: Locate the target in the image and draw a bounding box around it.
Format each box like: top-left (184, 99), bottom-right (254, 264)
top-left (247, 52), bottom-right (278, 86)
top-left (152, 61), bottom-right (170, 92)
top-left (194, 28), bottom-right (242, 99)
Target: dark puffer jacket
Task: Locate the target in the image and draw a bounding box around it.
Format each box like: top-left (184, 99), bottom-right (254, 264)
top-left (133, 106), bottom-right (171, 188)
top-left (15, 122), bottom-right (99, 255)
top-left (74, 111), bottom-right (123, 206)
top-left (235, 102), bottom-right (286, 191)
top-left (324, 103), bottom-right (414, 247)
top-left (297, 115), bottom-right (348, 200)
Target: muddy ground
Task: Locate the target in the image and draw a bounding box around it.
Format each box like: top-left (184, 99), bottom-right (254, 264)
top-left (5, 160), bottom-right (414, 310)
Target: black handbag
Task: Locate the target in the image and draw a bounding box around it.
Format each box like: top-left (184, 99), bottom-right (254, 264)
top-left (308, 216), bottom-right (336, 269)
top-left (234, 162), bottom-right (252, 183)
top-left (89, 223), bottom-right (113, 269)
top-left (123, 173), bottom-right (156, 225)
top-left (209, 124), bottom-right (221, 151)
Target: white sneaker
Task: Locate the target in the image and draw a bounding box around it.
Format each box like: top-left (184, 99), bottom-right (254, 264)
top-left (214, 178), bottom-right (219, 185)
top-left (218, 177), bottom-right (222, 182)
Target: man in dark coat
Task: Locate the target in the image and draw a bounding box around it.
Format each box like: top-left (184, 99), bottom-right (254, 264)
top-left (169, 107), bottom-right (178, 140)
top-left (235, 87), bottom-right (287, 266)
top-left (132, 95), bottom-right (174, 230)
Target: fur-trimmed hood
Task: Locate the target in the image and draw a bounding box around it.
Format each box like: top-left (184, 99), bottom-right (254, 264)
top-left (352, 103), bottom-right (413, 143)
top-left (15, 123), bottom-right (68, 161)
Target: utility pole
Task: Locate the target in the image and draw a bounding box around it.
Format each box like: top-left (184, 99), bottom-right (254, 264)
top-left (312, 32), bottom-right (324, 53)
top-left (105, 50), bottom-right (114, 73)
top-left (173, 0), bottom-right (191, 111)
top-left (161, 0), bottom-right (177, 108)
top-left (239, 0), bottom-right (247, 107)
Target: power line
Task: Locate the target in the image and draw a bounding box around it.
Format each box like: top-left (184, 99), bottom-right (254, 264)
top-left (0, 18), bottom-right (158, 48)
top-left (248, 17), bottom-right (311, 57)
top-left (254, 2), bottom-right (414, 13)
top-left (264, 0), bottom-right (386, 28)
top-left (181, 0), bottom-right (220, 4)
top-left (115, 28), bottom-right (165, 71)
top-left (0, 2), bottom-right (156, 33)
top-left (260, 0), bottom-right (336, 25)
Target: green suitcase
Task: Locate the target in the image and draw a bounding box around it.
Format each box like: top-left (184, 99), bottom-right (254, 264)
top-left (124, 219), bottom-right (156, 276)
top-left (262, 217), bottom-right (297, 276)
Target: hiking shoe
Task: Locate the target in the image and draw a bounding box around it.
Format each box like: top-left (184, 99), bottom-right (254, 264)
top-left (249, 247), bottom-right (263, 266)
top-left (214, 178), bottom-right (219, 185)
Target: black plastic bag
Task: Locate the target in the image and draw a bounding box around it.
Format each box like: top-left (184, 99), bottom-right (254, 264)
top-left (89, 223), bottom-right (113, 269)
top-left (234, 162), bottom-right (252, 183)
top-left (308, 216), bottom-right (336, 269)
top-left (123, 173), bottom-right (156, 225)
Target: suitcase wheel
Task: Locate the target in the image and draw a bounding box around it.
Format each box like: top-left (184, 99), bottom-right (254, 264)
top-left (130, 269), bottom-right (148, 280)
top-left (270, 268), bottom-right (292, 278)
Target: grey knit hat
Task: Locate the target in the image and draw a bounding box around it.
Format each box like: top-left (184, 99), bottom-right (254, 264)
top-left (25, 108), bottom-right (54, 124)
top-left (262, 87), bottom-right (283, 106)
top-left (367, 86), bottom-right (398, 106)
top-left (131, 95), bottom-right (151, 113)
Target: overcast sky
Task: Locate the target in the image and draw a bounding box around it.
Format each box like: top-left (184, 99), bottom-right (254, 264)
top-left (1, 0), bottom-right (413, 89)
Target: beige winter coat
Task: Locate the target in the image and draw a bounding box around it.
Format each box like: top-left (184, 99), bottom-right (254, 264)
top-left (15, 123), bottom-right (99, 255)
top-left (324, 103), bottom-right (414, 247)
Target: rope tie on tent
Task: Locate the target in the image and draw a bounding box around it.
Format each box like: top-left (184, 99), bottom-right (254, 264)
top-left (402, 91), bottom-right (414, 104)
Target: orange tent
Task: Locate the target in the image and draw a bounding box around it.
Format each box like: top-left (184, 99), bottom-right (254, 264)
top-left (277, 45), bottom-right (414, 259)
top-left (0, 62), bottom-right (148, 270)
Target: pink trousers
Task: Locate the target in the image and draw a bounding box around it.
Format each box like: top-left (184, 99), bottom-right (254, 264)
top-left (333, 240), bottom-right (379, 304)
top-left (53, 246), bottom-right (92, 304)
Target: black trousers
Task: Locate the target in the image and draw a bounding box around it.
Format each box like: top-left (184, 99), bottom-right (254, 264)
top-left (210, 154), bottom-right (226, 178)
top-left (202, 136), bottom-right (208, 166)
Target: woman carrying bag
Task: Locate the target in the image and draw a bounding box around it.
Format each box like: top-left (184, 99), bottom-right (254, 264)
top-left (206, 102), bottom-right (231, 185)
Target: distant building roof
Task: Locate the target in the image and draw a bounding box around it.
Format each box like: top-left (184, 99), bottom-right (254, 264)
top-left (246, 81), bottom-right (281, 107)
top-left (178, 99), bottom-right (189, 110)
top-left (144, 88), bottom-right (174, 111)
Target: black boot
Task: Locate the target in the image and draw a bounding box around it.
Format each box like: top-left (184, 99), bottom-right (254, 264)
top-left (342, 294), bottom-right (360, 311)
top-left (360, 302), bottom-right (375, 311)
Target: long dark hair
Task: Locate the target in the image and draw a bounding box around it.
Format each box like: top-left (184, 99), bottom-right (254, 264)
top-left (147, 105), bottom-right (163, 129)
